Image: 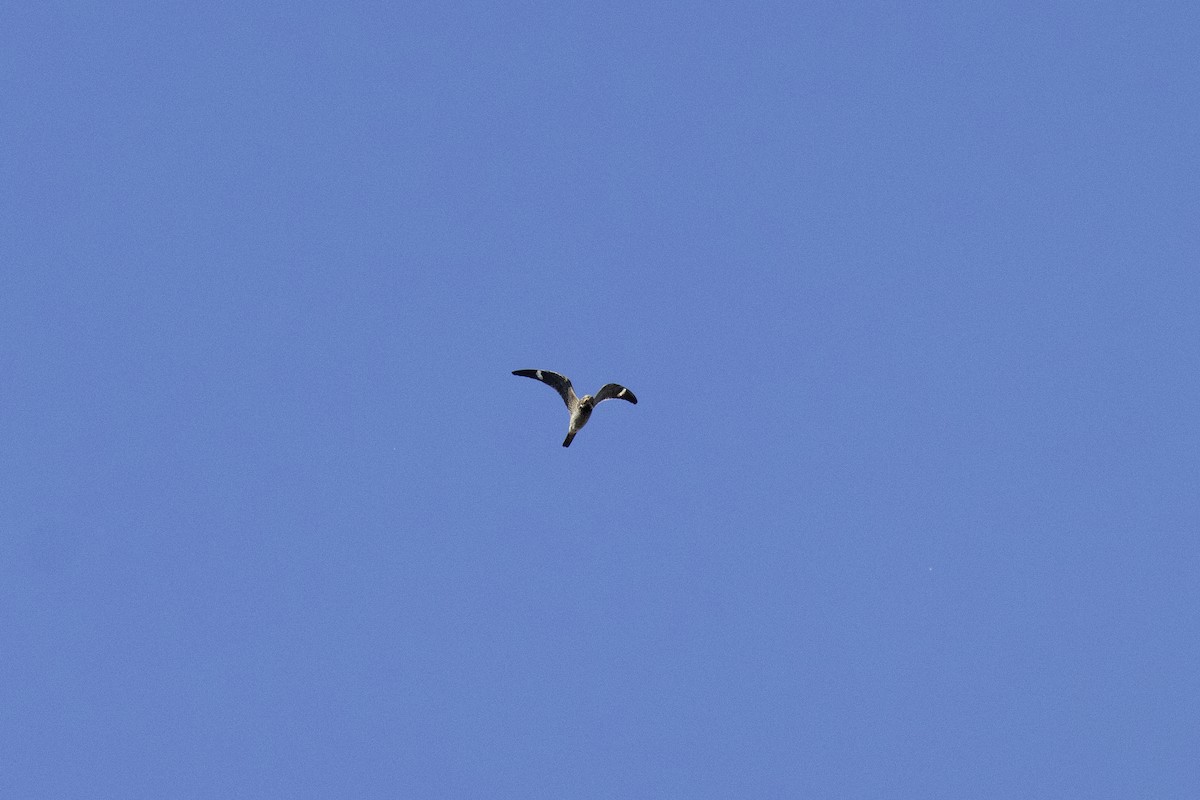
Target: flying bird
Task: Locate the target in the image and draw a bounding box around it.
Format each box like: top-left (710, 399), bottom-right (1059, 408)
top-left (512, 369), bottom-right (637, 447)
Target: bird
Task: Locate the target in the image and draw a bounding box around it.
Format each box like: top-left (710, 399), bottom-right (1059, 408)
top-left (512, 369), bottom-right (637, 447)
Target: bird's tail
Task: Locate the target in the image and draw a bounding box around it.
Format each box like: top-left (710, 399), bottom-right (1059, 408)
top-left (562, 430), bottom-right (576, 448)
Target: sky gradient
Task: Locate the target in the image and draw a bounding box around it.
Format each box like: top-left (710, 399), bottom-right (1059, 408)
top-left (3, 2), bottom-right (1198, 797)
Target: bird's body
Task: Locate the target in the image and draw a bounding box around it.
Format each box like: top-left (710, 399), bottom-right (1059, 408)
top-left (562, 394), bottom-right (597, 448)
top-left (512, 369), bottom-right (637, 447)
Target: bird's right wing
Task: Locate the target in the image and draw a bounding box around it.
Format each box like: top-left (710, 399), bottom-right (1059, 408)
top-left (512, 369), bottom-right (577, 409)
top-left (594, 383), bottom-right (637, 405)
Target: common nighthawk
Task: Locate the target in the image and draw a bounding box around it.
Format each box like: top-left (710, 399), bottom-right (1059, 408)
top-left (512, 369), bottom-right (638, 447)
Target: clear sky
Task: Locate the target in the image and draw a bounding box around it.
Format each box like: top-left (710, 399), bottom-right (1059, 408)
top-left (3, 2), bottom-right (1197, 797)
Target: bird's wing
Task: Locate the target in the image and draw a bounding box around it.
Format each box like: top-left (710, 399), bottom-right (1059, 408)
top-left (512, 369), bottom-right (578, 409)
top-left (594, 383), bottom-right (637, 405)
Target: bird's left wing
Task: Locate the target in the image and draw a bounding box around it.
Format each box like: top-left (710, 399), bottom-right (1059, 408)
top-left (512, 369), bottom-right (578, 409)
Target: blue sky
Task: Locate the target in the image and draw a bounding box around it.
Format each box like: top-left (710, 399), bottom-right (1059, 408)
top-left (3, 2), bottom-right (1198, 797)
